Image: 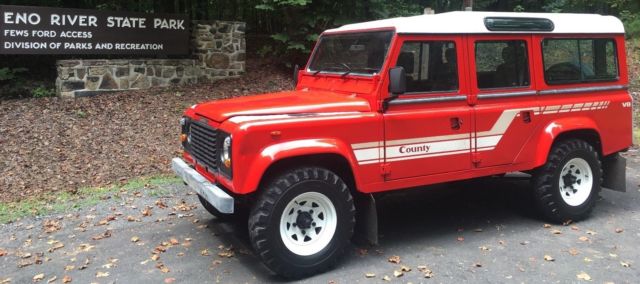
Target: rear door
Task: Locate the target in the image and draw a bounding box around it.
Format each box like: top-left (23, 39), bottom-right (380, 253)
top-left (469, 35), bottom-right (540, 167)
top-left (383, 35), bottom-right (472, 180)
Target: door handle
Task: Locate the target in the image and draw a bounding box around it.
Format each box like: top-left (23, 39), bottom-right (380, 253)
top-left (450, 117), bottom-right (462, 130)
top-left (521, 111), bottom-right (532, 123)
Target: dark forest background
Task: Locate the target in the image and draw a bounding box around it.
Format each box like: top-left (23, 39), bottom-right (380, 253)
top-left (1, 0), bottom-right (639, 98)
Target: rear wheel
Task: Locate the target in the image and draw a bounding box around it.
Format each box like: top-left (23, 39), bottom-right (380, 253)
top-left (532, 139), bottom-right (602, 223)
top-left (248, 167), bottom-right (355, 279)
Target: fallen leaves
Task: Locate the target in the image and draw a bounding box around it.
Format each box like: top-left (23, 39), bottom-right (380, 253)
top-left (142, 206), bottom-right (153, 217)
top-left (201, 249), bottom-right (210, 256)
top-left (217, 245), bottom-right (234, 258)
top-left (126, 215), bottom-right (140, 222)
top-left (615, 228), bottom-right (624, 233)
top-left (0, 61), bottom-right (291, 203)
top-left (417, 265), bottom-right (434, 278)
top-left (131, 236), bottom-right (140, 243)
top-left (620, 261), bottom-right (631, 268)
top-left (33, 273), bottom-right (45, 282)
top-left (43, 219), bottom-right (61, 233)
top-left (578, 236), bottom-right (590, 242)
top-left (92, 230), bottom-right (112, 240)
top-left (96, 215), bottom-right (116, 226)
top-left (48, 241), bottom-right (65, 253)
top-left (387, 255), bottom-right (401, 264)
top-left (78, 258), bottom-right (91, 270)
top-left (364, 273), bottom-right (375, 278)
top-left (550, 229), bottom-right (562, 235)
top-left (96, 271), bottom-right (109, 278)
top-left (62, 275), bottom-right (72, 283)
top-left (78, 244), bottom-right (94, 252)
top-left (544, 255), bottom-right (555, 262)
top-left (568, 248), bottom-right (580, 256)
top-left (156, 262), bottom-right (170, 273)
top-left (0, 248), bottom-right (6, 257)
top-left (393, 270), bottom-right (403, 277)
top-left (576, 271), bottom-right (592, 281)
top-left (156, 199), bottom-right (168, 209)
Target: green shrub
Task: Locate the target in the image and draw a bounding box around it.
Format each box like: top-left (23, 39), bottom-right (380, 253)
top-left (0, 67), bottom-right (28, 82)
top-left (31, 86), bottom-right (56, 98)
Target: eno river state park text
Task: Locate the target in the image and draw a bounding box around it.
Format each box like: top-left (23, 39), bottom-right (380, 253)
top-left (3, 12), bottom-right (186, 30)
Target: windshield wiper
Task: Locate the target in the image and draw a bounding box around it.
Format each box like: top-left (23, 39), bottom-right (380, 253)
top-left (340, 63), bottom-right (352, 78)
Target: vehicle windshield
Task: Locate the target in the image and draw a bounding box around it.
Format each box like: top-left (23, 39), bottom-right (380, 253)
top-left (308, 31), bottom-right (394, 76)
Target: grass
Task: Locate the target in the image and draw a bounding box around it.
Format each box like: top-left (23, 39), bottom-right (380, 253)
top-left (0, 175), bottom-right (181, 224)
top-left (634, 127), bottom-right (640, 146)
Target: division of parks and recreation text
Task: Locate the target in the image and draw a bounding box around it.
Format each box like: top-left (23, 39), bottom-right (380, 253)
top-left (0, 5), bottom-right (189, 55)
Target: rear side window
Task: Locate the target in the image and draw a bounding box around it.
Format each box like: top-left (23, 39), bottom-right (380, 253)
top-left (475, 40), bottom-right (530, 89)
top-left (542, 38), bottom-right (618, 84)
top-left (395, 41), bottom-right (458, 93)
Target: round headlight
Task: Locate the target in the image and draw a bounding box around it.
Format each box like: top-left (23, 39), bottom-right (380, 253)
top-left (221, 136), bottom-right (232, 167)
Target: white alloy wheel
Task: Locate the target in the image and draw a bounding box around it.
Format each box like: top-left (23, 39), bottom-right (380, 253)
top-left (279, 191), bottom-right (337, 256)
top-left (559, 157), bottom-right (593, 207)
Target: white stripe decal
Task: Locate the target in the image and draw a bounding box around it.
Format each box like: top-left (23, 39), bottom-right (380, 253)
top-left (351, 101), bottom-right (609, 165)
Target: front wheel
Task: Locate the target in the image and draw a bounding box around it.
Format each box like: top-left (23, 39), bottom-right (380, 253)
top-left (532, 139), bottom-right (602, 223)
top-left (248, 167), bottom-right (355, 279)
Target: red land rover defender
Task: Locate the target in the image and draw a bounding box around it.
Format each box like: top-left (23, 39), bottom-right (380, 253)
top-left (172, 11), bottom-right (632, 278)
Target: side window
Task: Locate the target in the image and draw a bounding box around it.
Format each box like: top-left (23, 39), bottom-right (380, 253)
top-left (542, 38), bottom-right (618, 84)
top-left (475, 40), bottom-right (530, 89)
top-left (395, 41), bottom-right (458, 93)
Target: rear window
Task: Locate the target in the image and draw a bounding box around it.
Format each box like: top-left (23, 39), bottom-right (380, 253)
top-left (475, 40), bottom-right (530, 89)
top-left (542, 38), bottom-right (619, 84)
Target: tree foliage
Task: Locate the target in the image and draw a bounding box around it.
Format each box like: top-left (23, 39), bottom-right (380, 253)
top-left (1, 0), bottom-right (639, 63)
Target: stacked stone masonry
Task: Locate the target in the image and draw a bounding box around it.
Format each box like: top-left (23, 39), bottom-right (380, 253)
top-left (56, 21), bottom-right (246, 97)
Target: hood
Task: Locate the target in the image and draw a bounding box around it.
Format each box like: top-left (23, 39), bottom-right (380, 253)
top-left (192, 90), bottom-right (372, 122)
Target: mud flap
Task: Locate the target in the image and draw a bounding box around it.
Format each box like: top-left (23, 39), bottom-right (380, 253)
top-left (602, 153), bottom-right (626, 192)
top-left (353, 194), bottom-right (378, 246)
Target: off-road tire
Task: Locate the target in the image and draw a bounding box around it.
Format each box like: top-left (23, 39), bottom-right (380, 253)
top-left (532, 139), bottom-right (602, 223)
top-left (248, 167), bottom-right (355, 279)
top-left (197, 194), bottom-right (233, 221)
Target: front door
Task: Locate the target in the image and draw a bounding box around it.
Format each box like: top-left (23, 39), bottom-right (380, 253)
top-left (383, 36), bottom-right (472, 180)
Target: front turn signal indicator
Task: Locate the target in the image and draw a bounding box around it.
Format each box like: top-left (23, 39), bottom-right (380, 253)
top-left (223, 159), bottom-right (231, 168)
top-left (180, 134), bottom-right (187, 142)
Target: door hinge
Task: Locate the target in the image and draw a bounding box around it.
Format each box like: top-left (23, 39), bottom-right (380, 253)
top-left (380, 163), bottom-right (391, 176)
top-left (472, 152), bottom-right (482, 166)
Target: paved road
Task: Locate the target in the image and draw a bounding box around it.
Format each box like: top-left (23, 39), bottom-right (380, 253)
top-left (1, 151), bottom-right (640, 283)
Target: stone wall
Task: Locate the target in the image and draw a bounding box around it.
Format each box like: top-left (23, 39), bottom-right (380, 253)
top-left (56, 20), bottom-right (245, 97)
top-left (193, 21), bottom-right (246, 80)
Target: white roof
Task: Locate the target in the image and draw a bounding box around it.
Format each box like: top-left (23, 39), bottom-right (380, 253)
top-left (325, 11), bottom-right (625, 34)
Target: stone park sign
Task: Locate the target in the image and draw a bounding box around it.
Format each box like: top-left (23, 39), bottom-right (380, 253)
top-left (0, 5), bottom-right (246, 97)
top-left (0, 5), bottom-right (189, 54)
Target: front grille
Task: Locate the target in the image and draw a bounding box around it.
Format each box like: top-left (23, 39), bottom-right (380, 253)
top-left (187, 121), bottom-right (218, 172)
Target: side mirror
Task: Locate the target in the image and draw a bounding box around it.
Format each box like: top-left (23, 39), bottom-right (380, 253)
top-left (388, 66), bottom-right (406, 96)
top-left (293, 64), bottom-right (300, 87)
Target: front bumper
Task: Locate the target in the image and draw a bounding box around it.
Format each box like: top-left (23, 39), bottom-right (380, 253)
top-left (171, 158), bottom-right (234, 213)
